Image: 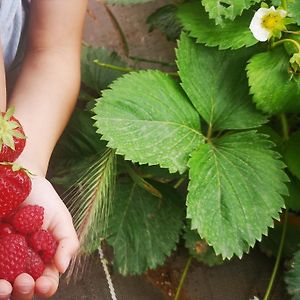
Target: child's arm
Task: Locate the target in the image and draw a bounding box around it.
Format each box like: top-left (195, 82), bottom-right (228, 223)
top-left (0, 46), bottom-right (7, 112)
top-left (11, 0), bottom-right (87, 175)
top-left (0, 1), bottom-right (88, 299)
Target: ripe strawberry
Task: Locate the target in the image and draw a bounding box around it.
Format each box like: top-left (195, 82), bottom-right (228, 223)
top-left (0, 234), bottom-right (28, 282)
top-left (28, 229), bottom-right (57, 263)
top-left (11, 205), bottom-right (44, 234)
top-left (0, 223), bottom-right (15, 237)
top-left (0, 107), bottom-right (26, 162)
top-left (26, 248), bottom-right (45, 280)
top-left (0, 164), bottom-right (32, 217)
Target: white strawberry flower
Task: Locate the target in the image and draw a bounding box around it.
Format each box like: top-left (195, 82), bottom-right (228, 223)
top-left (249, 6), bottom-right (287, 42)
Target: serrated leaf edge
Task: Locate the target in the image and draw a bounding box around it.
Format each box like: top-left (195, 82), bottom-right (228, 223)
top-left (92, 69), bottom-right (204, 174)
top-left (186, 131), bottom-right (288, 259)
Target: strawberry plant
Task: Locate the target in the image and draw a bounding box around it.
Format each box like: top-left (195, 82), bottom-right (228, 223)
top-left (51, 0), bottom-right (300, 298)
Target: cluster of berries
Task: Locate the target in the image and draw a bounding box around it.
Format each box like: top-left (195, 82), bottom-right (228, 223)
top-left (0, 108), bottom-right (57, 283)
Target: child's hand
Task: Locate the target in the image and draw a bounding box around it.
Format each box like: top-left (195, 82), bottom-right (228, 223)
top-left (0, 175), bottom-right (79, 299)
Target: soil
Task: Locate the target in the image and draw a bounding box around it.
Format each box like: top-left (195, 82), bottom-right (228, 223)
top-left (49, 247), bottom-right (289, 300)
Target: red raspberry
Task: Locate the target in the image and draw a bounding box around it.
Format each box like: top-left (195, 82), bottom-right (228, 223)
top-left (0, 223), bottom-right (15, 237)
top-left (26, 248), bottom-right (45, 280)
top-left (0, 234), bottom-right (28, 282)
top-left (0, 108), bottom-right (26, 163)
top-left (11, 205), bottom-right (44, 234)
top-left (0, 164), bottom-right (32, 217)
top-left (2, 211), bottom-right (16, 223)
top-left (28, 230), bottom-right (57, 263)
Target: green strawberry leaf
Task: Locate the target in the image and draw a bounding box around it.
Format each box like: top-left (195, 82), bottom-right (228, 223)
top-left (51, 109), bottom-right (108, 178)
top-left (284, 130), bottom-right (300, 180)
top-left (271, 0), bottom-right (280, 5)
top-left (176, 33), bottom-right (266, 130)
top-left (81, 46), bottom-right (126, 95)
top-left (201, 0), bottom-right (261, 25)
top-left (285, 247), bottom-right (300, 299)
top-left (289, 1), bottom-right (300, 26)
top-left (187, 131), bottom-right (288, 258)
top-left (147, 4), bottom-right (182, 41)
top-left (247, 47), bottom-right (300, 114)
top-left (257, 125), bottom-right (283, 152)
top-left (107, 181), bottom-right (185, 275)
top-left (184, 224), bottom-right (223, 266)
top-left (93, 70), bottom-right (204, 174)
top-left (177, 1), bottom-right (258, 50)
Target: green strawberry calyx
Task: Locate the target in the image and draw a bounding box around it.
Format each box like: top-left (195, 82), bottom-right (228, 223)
top-left (0, 162), bottom-right (34, 176)
top-left (0, 107), bottom-right (25, 151)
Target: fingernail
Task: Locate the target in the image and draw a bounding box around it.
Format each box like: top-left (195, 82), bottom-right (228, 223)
top-left (19, 286), bottom-right (32, 294)
top-left (39, 282), bottom-right (51, 294)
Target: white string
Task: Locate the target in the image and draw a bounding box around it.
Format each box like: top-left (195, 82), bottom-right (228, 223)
top-left (98, 242), bottom-right (118, 300)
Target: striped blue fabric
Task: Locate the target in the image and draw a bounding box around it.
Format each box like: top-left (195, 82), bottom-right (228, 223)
top-left (0, 0), bottom-right (25, 70)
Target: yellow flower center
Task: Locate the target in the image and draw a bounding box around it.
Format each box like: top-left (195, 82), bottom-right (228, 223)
top-left (261, 12), bottom-right (284, 30)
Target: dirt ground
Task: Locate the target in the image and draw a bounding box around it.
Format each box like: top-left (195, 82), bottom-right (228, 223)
top-left (51, 248), bottom-right (288, 300)
top-left (47, 1), bottom-right (291, 299)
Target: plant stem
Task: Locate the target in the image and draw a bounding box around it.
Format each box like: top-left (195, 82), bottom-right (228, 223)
top-left (263, 210), bottom-right (289, 300)
top-left (281, 0), bottom-right (287, 10)
top-left (280, 113), bottom-right (289, 140)
top-left (104, 4), bottom-right (178, 68)
top-left (263, 112), bottom-right (290, 299)
top-left (173, 177), bottom-right (185, 189)
top-left (104, 5), bottom-right (129, 56)
top-left (129, 55), bottom-right (176, 67)
top-left (206, 124), bottom-right (213, 143)
top-left (284, 31), bottom-right (300, 35)
top-left (94, 60), bottom-right (135, 73)
top-left (124, 162), bottom-right (163, 199)
top-left (163, 71), bottom-right (179, 77)
top-left (272, 39), bottom-right (300, 53)
top-left (174, 256), bottom-right (193, 300)
top-left (93, 60), bottom-right (179, 77)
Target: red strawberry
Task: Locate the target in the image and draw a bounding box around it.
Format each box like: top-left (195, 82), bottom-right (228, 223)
top-left (0, 164), bottom-right (32, 217)
top-left (0, 234), bottom-right (28, 282)
top-left (0, 107), bottom-right (26, 162)
top-left (28, 230), bottom-right (57, 263)
top-left (26, 248), bottom-right (45, 280)
top-left (11, 205), bottom-right (44, 234)
top-left (0, 223), bottom-right (15, 237)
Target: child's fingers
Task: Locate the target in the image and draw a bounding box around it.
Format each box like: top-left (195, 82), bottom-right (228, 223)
top-left (12, 273), bottom-right (35, 300)
top-left (53, 224), bottom-right (79, 273)
top-left (0, 280), bottom-right (12, 300)
top-left (35, 264), bottom-right (59, 298)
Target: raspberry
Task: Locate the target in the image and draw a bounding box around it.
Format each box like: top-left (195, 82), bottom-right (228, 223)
top-left (26, 248), bottom-right (45, 280)
top-left (0, 234), bottom-right (28, 282)
top-left (0, 223), bottom-right (15, 237)
top-left (28, 230), bottom-right (57, 263)
top-left (11, 205), bottom-right (44, 234)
